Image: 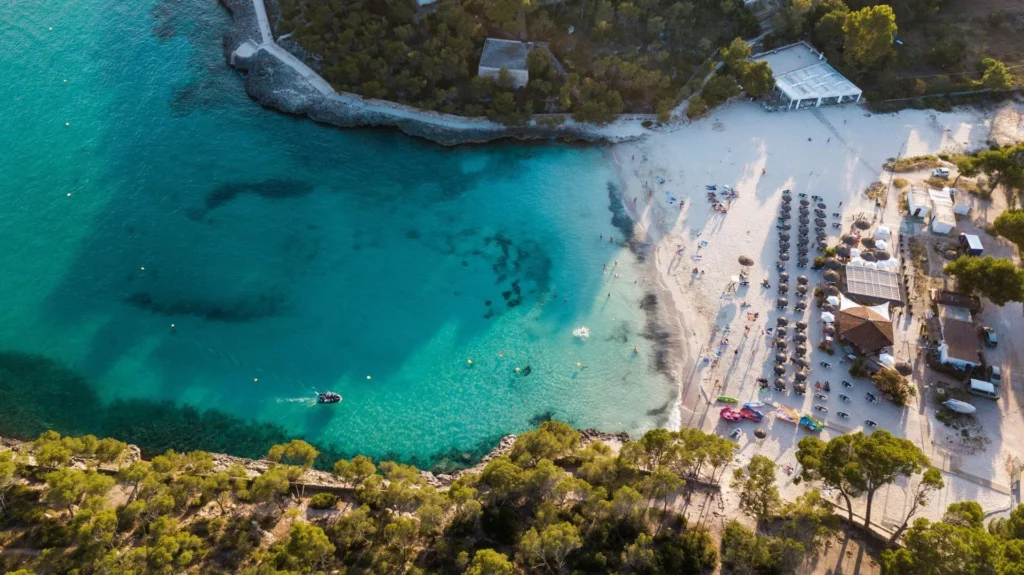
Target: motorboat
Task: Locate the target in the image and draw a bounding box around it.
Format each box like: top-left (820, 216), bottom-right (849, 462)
top-left (573, 326), bottom-right (590, 339)
top-left (317, 392), bottom-right (342, 404)
top-left (942, 399), bottom-right (976, 415)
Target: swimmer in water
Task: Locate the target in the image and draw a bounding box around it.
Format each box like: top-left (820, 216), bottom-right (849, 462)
top-left (498, 351), bottom-right (505, 358)
top-left (633, 346), bottom-right (638, 354)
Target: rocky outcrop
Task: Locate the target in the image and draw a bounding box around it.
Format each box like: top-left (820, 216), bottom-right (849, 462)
top-left (217, 0), bottom-right (651, 147)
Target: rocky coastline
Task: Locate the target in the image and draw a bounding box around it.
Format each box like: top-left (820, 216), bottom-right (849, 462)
top-left (217, 0), bottom-right (651, 147)
top-left (3, 428), bottom-right (630, 491)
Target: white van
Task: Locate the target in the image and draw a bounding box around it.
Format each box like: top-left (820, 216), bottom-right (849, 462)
top-left (932, 167), bottom-right (950, 179)
top-left (968, 378), bottom-right (999, 399)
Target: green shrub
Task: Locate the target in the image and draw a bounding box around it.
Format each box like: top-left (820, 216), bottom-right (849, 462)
top-left (309, 493), bottom-right (337, 510)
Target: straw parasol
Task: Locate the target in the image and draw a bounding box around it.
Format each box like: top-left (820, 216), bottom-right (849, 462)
top-left (821, 303), bottom-right (834, 312)
top-left (825, 285), bottom-right (840, 295)
top-left (796, 285), bottom-right (808, 294)
top-left (776, 353), bottom-right (787, 363)
top-left (778, 283), bottom-right (790, 292)
top-left (842, 234), bottom-right (859, 245)
top-left (779, 241), bottom-right (791, 250)
top-left (799, 225), bottom-right (810, 234)
top-left (775, 377), bottom-right (786, 388)
top-left (861, 251), bottom-right (877, 262)
top-left (779, 271), bottom-right (790, 282)
top-left (817, 241), bottom-right (828, 250)
top-left (798, 248), bottom-right (809, 256)
top-left (796, 320), bottom-right (808, 330)
top-left (779, 232), bottom-right (790, 241)
top-left (825, 258), bottom-right (840, 270)
top-left (754, 429), bottom-right (767, 439)
top-left (797, 275), bottom-right (809, 285)
top-left (836, 245), bottom-right (850, 257)
top-left (796, 344), bottom-right (809, 355)
top-left (876, 250), bottom-right (891, 261)
top-left (792, 356), bottom-right (807, 367)
top-left (896, 362), bottom-right (912, 376)
top-left (777, 326), bottom-right (788, 336)
top-left (823, 270), bottom-right (839, 282)
top-left (798, 256), bottom-right (809, 265)
top-left (817, 202), bottom-right (827, 209)
top-left (795, 332), bottom-right (808, 342)
top-left (739, 255), bottom-right (754, 266)
top-left (775, 338), bottom-right (787, 349)
top-left (795, 370), bottom-right (808, 381)
top-left (854, 219), bottom-right (871, 230)
top-left (799, 206), bottom-right (810, 215)
top-left (781, 222), bottom-right (792, 230)
top-left (774, 365), bottom-right (786, 374)
top-left (800, 198), bottom-right (810, 206)
top-left (777, 297), bottom-right (789, 307)
top-left (777, 316), bottom-right (789, 326)
top-left (815, 218), bottom-right (827, 227)
top-left (779, 252), bottom-right (790, 261)
top-left (799, 215), bottom-right (810, 224)
top-left (824, 325), bottom-right (836, 336)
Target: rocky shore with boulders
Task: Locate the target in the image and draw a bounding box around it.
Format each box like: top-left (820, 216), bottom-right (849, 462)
top-left (217, 0), bottom-right (651, 146)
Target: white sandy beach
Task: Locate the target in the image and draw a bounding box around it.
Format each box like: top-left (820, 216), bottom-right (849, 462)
top-left (614, 100), bottom-right (1024, 529)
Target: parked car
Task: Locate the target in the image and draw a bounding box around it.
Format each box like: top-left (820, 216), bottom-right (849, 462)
top-left (982, 326), bottom-right (998, 348)
top-left (990, 365), bottom-right (1002, 385)
top-left (932, 167), bottom-right (950, 179)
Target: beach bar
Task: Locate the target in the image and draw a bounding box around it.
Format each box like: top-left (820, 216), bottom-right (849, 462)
top-left (754, 42), bottom-right (862, 110)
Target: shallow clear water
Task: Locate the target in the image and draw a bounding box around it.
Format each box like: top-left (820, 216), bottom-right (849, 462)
top-left (0, 0), bottom-right (677, 467)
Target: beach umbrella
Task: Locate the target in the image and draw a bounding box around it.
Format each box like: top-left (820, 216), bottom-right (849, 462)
top-left (822, 303), bottom-right (834, 311)
top-left (876, 250), bottom-right (891, 261)
top-left (754, 429), bottom-right (767, 439)
top-left (824, 258), bottom-right (840, 269)
top-left (779, 232), bottom-right (790, 241)
top-left (796, 321), bottom-right (808, 330)
top-left (817, 202), bottom-right (827, 209)
top-left (821, 311), bottom-right (836, 323)
top-left (777, 316), bottom-right (789, 326)
top-left (797, 275), bottom-right (809, 285)
top-left (824, 270), bottom-right (839, 282)
top-left (825, 285), bottom-right (840, 296)
top-left (796, 285), bottom-right (808, 294)
top-left (861, 251), bottom-right (877, 262)
top-left (779, 241), bottom-right (791, 250)
top-left (779, 205), bottom-right (791, 213)
top-left (817, 230), bottom-right (827, 239)
top-left (778, 283), bottom-right (790, 292)
top-left (795, 370), bottom-right (808, 381)
top-left (778, 326), bottom-right (788, 336)
top-left (774, 365), bottom-right (786, 375)
top-left (835, 245), bottom-right (850, 257)
top-left (774, 377), bottom-right (786, 388)
top-left (777, 297), bottom-right (788, 307)
top-left (779, 252), bottom-right (790, 261)
top-left (799, 215), bottom-right (810, 224)
top-left (896, 362), bottom-right (912, 375)
top-left (779, 272), bottom-right (790, 282)
top-left (800, 198), bottom-right (810, 206)
top-left (826, 295), bottom-right (840, 306)
top-left (842, 234), bottom-right (859, 246)
top-left (781, 196), bottom-right (791, 203)
top-left (798, 248), bottom-right (809, 256)
top-left (815, 209), bottom-right (827, 217)
top-left (798, 256), bottom-right (809, 265)
top-left (796, 344), bottom-right (809, 355)
top-left (781, 222), bottom-right (792, 230)
top-left (861, 238), bottom-right (876, 249)
top-left (775, 338), bottom-right (787, 349)
top-left (793, 356), bottom-right (807, 367)
top-left (776, 353), bottom-right (787, 363)
top-left (739, 255), bottom-right (754, 266)
top-left (817, 241), bottom-right (828, 250)
top-left (795, 332), bottom-right (808, 342)
top-left (798, 238), bottom-right (809, 246)
top-left (815, 218), bottom-right (827, 227)
top-left (799, 206), bottom-right (810, 215)
top-left (855, 219), bottom-right (871, 230)
top-left (799, 225), bottom-right (810, 234)
top-left (794, 303), bottom-right (807, 312)
top-left (824, 325), bottom-right (836, 336)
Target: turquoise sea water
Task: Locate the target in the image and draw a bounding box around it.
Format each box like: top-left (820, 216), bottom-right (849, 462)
top-left (0, 0), bottom-right (677, 468)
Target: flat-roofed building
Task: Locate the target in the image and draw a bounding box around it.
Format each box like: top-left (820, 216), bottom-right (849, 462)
top-left (478, 39), bottom-right (530, 88)
top-left (753, 42), bottom-right (862, 110)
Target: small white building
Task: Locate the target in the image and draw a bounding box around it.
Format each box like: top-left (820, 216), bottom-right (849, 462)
top-left (478, 39), bottom-right (530, 88)
top-left (753, 42), bottom-right (862, 110)
top-left (907, 187), bottom-right (932, 218)
top-left (928, 188), bottom-right (956, 234)
top-left (948, 187), bottom-right (972, 215)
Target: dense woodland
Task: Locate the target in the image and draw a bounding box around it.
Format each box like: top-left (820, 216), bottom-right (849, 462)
top-left (272, 0), bottom-right (1020, 125)
top-left (274, 0), bottom-right (760, 124)
top-left (3, 423), bottom-right (1024, 573)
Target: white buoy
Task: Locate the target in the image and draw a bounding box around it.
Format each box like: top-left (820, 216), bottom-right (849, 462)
top-left (66, 193), bottom-right (71, 197)
top-left (366, 375), bottom-right (372, 380)
top-left (253, 377), bottom-right (258, 383)
top-left (65, 122), bottom-right (69, 126)
top-left (140, 266), bottom-right (145, 271)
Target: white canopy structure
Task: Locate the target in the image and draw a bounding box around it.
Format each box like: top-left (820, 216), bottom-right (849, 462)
top-left (821, 312), bottom-right (836, 323)
top-left (908, 188), bottom-right (932, 218)
top-left (879, 353), bottom-right (895, 366)
top-left (875, 225), bottom-right (891, 240)
top-left (826, 295), bottom-right (840, 305)
top-left (875, 239), bottom-right (888, 251)
top-left (754, 42), bottom-right (862, 110)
